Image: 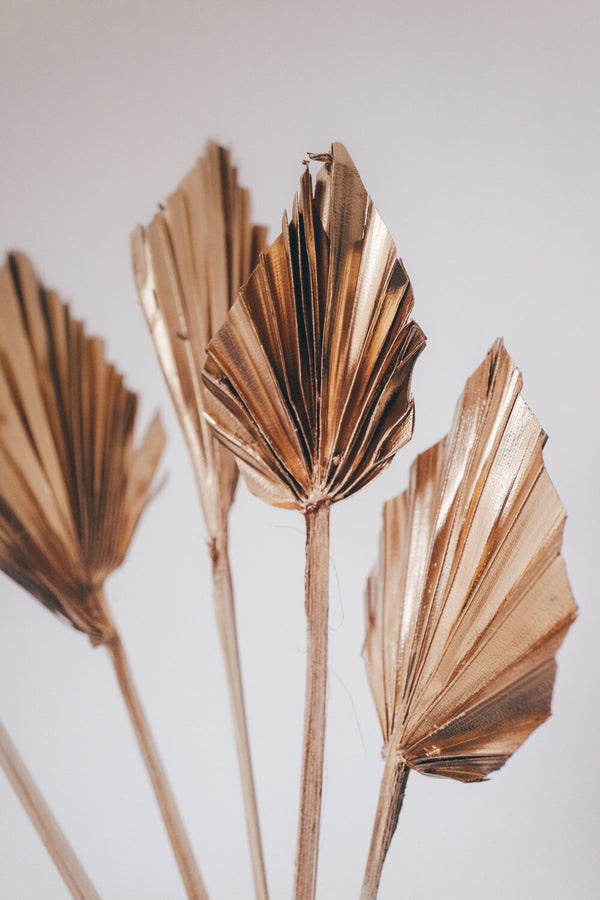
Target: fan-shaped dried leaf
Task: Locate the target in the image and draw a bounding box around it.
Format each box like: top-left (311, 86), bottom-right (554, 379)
top-left (132, 142), bottom-right (267, 536)
top-left (132, 144), bottom-right (270, 900)
top-left (203, 142), bottom-right (426, 511)
top-left (364, 340), bottom-right (576, 782)
top-left (0, 253), bottom-right (165, 643)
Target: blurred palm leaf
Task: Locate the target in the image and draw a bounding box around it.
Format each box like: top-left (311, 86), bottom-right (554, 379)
top-left (132, 142), bottom-right (266, 536)
top-left (0, 252), bottom-right (164, 643)
top-left (131, 143), bottom-right (269, 900)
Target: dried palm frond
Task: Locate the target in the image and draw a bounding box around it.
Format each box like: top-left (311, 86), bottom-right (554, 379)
top-left (0, 253), bottom-right (207, 900)
top-left (0, 253), bottom-right (164, 644)
top-left (203, 142), bottom-right (425, 512)
top-left (361, 340), bottom-right (577, 899)
top-left (132, 141), bottom-right (267, 537)
top-left (0, 718), bottom-right (100, 900)
top-left (131, 142), bottom-right (269, 900)
top-left (202, 143), bottom-right (426, 900)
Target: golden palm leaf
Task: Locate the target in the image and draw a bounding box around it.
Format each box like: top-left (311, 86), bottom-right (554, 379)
top-left (0, 252), bottom-right (207, 899)
top-left (131, 143), bottom-right (269, 900)
top-left (202, 142), bottom-right (426, 900)
top-left (0, 252), bottom-right (165, 644)
top-left (202, 142), bottom-right (426, 512)
top-left (361, 339), bottom-right (576, 898)
top-left (131, 141), bottom-right (267, 536)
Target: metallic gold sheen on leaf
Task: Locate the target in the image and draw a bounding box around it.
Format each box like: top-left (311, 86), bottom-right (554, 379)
top-left (132, 144), bottom-right (270, 900)
top-left (202, 142), bottom-right (426, 511)
top-left (364, 340), bottom-right (576, 782)
top-left (0, 253), bottom-right (165, 644)
top-left (131, 142), bottom-right (267, 536)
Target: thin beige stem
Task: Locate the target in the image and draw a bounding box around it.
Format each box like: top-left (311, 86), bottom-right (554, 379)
top-left (105, 630), bottom-right (208, 900)
top-left (360, 754), bottom-right (409, 900)
top-left (211, 526), bottom-right (269, 900)
top-left (0, 718), bottom-right (101, 900)
top-left (294, 503), bottom-right (330, 900)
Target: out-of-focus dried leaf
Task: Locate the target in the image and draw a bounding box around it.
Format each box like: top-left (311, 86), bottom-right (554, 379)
top-left (202, 142), bottom-right (426, 512)
top-left (0, 253), bottom-right (206, 899)
top-left (131, 143), bottom-right (269, 900)
top-left (364, 339), bottom-right (577, 782)
top-left (132, 142), bottom-right (267, 536)
top-left (0, 253), bottom-right (165, 644)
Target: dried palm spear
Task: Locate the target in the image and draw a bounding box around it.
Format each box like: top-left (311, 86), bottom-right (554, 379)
top-left (0, 718), bottom-right (100, 900)
top-left (362, 340), bottom-right (577, 899)
top-left (131, 143), bottom-right (268, 899)
top-left (0, 253), bottom-right (207, 900)
top-left (202, 142), bottom-right (426, 900)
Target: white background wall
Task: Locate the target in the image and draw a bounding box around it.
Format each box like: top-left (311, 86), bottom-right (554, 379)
top-left (0, 1), bottom-right (598, 897)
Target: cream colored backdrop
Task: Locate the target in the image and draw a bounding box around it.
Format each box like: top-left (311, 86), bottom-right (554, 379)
top-left (0, 1), bottom-right (598, 897)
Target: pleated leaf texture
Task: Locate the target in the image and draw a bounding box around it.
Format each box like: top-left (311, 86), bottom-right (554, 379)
top-left (202, 142), bottom-right (426, 511)
top-left (0, 253), bottom-right (165, 643)
top-left (131, 142), bottom-right (267, 536)
top-left (364, 340), bottom-right (576, 782)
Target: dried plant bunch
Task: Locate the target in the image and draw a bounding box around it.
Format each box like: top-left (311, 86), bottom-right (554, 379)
top-left (202, 142), bottom-right (426, 900)
top-left (361, 340), bottom-right (577, 899)
top-left (131, 142), bottom-right (269, 900)
top-left (203, 142), bottom-right (425, 512)
top-left (0, 252), bottom-right (164, 644)
top-left (0, 253), bottom-right (208, 900)
top-left (132, 141), bottom-right (267, 538)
